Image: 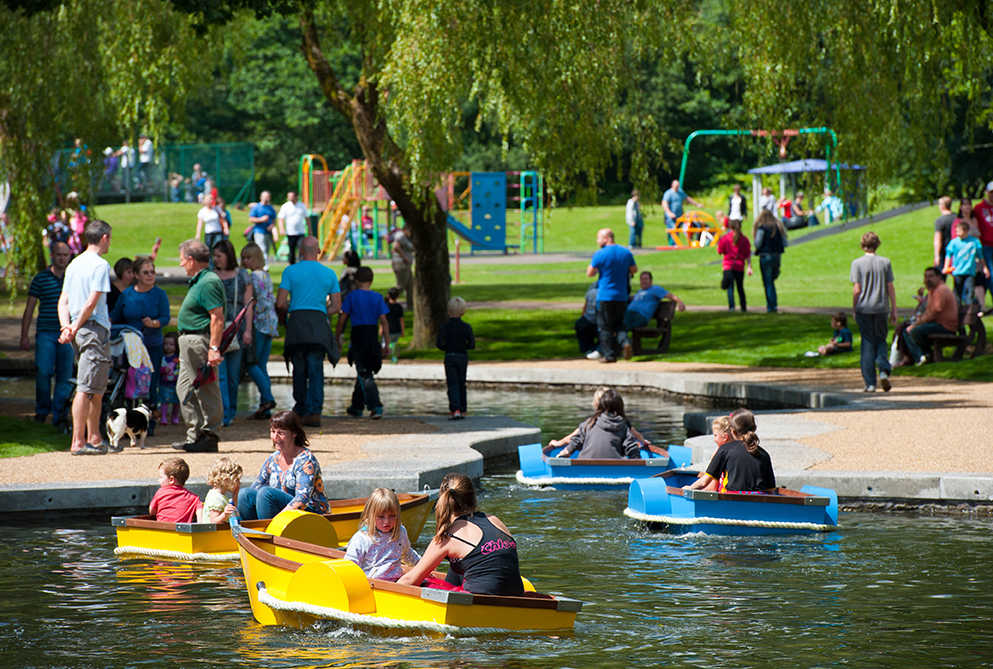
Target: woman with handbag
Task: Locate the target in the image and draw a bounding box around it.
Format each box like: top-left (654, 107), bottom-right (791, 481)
top-left (717, 218), bottom-right (752, 312)
top-left (211, 239), bottom-right (253, 426)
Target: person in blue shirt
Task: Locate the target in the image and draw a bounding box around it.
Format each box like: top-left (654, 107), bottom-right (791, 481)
top-left (818, 312), bottom-right (854, 356)
top-left (277, 236), bottom-right (340, 427)
top-left (336, 265), bottom-right (390, 419)
top-left (620, 271), bottom-right (686, 358)
top-left (661, 179), bottom-right (702, 246)
top-left (249, 190), bottom-right (279, 269)
top-left (943, 219), bottom-right (989, 307)
top-left (586, 228), bottom-right (637, 363)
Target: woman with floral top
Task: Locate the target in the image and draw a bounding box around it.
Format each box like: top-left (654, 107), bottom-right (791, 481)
top-left (236, 410), bottom-right (329, 519)
top-left (241, 243), bottom-right (278, 420)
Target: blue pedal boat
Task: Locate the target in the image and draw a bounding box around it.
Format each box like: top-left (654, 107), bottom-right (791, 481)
top-left (624, 470), bottom-right (839, 535)
top-left (515, 442), bottom-right (694, 490)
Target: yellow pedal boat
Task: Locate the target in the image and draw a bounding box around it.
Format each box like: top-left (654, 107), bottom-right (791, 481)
top-left (112, 492), bottom-right (432, 562)
top-left (235, 511), bottom-right (583, 633)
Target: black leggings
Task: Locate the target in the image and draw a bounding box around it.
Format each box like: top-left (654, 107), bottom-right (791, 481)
top-left (723, 269), bottom-right (746, 311)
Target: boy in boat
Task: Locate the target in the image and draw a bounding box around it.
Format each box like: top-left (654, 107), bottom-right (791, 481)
top-left (149, 457), bottom-right (202, 523)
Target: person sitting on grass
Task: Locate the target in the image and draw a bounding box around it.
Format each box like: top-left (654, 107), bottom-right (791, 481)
top-left (149, 457), bottom-right (202, 523)
top-left (684, 408), bottom-right (776, 493)
top-left (198, 457), bottom-right (242, 524)
top-left (553, 387), bottom-right (642, 459)
top-left (337, 265), bottom-right (389, 419)
top-left (344, 488), bottom-right (421, 581)
top-left (437, 296), bottom-right (475, 420)
top-left (620, 270), bottom-right (686, 359)
top-left (545, 386), bottom-right (653, 454)
top-left (818, 312), bottom-right (854, 356)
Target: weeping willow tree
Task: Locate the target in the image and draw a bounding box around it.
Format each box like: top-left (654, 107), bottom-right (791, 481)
top-left (0, 0), bottom-right (198, 279)
top-left (727, 0), bottom-right (993, 194)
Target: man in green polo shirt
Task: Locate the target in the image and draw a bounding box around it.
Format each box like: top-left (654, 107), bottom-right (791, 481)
top-left (173, 239), bottom-right (225, 452)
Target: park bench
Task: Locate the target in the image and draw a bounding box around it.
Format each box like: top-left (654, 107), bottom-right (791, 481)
top-left (927, 305), bottom-right (986, 362)
top-left (631, 299), bottom-right (676, 356)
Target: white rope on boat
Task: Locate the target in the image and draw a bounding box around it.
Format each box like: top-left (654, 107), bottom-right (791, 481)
top-left (622, 507), bottom-right (836, 532)
top-left (114, 546), bottom-right (240, 562)
top-left (257, 585), bottom-right (517, 635)
top-left (515, 471), bottom-right (632, 487)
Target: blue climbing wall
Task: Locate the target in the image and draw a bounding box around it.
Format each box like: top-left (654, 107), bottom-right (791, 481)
top-left (469, 172), bottom-right (506, 252)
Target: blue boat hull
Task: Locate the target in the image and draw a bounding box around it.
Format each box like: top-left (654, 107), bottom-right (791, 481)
top-left (625, 472), bottom-right (839, 535)
top-left (515, 442), bottom-right (694, 490)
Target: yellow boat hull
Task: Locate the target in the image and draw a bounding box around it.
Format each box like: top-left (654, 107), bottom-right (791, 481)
top-left (113, 493), bottom-right (432, 561)
top-left (236, 512), bottom-right (581, 632)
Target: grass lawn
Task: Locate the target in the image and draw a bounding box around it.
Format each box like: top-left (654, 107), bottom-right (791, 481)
top-left (0, 416), bottom-right (69, 458)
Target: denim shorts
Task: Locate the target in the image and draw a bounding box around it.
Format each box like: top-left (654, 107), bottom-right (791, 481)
top-left (74, 322), bottom-right (111, 394)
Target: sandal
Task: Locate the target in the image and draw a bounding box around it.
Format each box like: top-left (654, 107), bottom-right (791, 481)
top-left (71, 443), bottom-right (108, 456)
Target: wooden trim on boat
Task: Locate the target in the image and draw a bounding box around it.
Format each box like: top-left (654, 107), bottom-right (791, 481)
top-left (666, 486), bottom-right (829, 506)
top-left (235, 532), bottom-right (303, 572)
top-left (548, 457), bottom-right (668, 467)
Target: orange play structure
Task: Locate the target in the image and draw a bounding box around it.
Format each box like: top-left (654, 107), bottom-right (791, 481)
top-left (658, 210), bottom-right (724, 249)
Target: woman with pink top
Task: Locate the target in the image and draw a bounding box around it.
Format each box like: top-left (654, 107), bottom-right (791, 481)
top-left (717, 218), bottom-right (752, 312)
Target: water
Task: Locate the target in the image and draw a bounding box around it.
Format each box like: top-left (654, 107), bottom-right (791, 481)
top-left (2, 495), bottom-right (991, 666)
top-left (2, 384), bottom-right (991, 665)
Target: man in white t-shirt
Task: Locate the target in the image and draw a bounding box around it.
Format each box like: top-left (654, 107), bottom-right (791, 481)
top-left (58, 219), bottom-right (113, 455)
top-left (194, 193), bottom-right (228, 265)
top-left (137, 134), bottom-right (153, 188)
top-left (277, 191), bottom-right (309, 264)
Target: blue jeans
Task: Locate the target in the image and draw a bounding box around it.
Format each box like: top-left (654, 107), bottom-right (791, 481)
top-left (855, 312), bottom-right (891, 386)
top-left (759, 254), bottom-right (781, 312)
top-left (443, 352), bottom-right (468, 413)
top-left (665, 215), bottom-right (677, 245)
top-left (35, 330), bottom-right (73, 421)
top-left (953, 274), bottom-right (976, 307)
top-left (628, 219), bottom-right (643, 248)
top-left (291, 348), bottom-right (325, 417)
top-left (983, 246), bottom-right (993, 296)
top-left (204, 232), bottom-right (227, 269)
top-left (903, 321), bottom-right (954, 362)
top-left (237, 486), bottom-right (293, 521)
top-left (216, 348), bottom-right (243, 424)
top-left (246, 332), bottom-right (274, 406)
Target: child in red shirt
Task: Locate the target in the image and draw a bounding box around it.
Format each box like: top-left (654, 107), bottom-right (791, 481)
top-left (149, 457), bottom-right (202, 523)
top-left (717, 219), bottom-right (752, 312)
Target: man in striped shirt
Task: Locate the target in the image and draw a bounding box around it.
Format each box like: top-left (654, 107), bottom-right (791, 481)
top-left (20, 241), bottom-right (73, 427)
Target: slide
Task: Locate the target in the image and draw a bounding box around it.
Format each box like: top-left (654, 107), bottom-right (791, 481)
top-left (446, 213), bottom-right (505, 251)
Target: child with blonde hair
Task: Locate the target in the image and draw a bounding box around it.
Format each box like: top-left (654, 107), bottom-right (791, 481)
top-left (437, 296), bottom-right (475, 419)
top-left (344, 488), bottom-right (421, 580)
top-left (199, 457), bottom-right (242, 523)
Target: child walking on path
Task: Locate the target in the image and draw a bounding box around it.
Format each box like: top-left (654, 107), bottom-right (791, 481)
top-left (158, 332), bottom-right (181, 424)
top-left (344, 488), bottom-right (421, 581)
top-left (717, 219), bottom-right (752, 312)
top-left (385, 286), bottom-right (404, 364)
top-left (337, 266), bottom-right (389, 419)
top-left (437, 297), bottom-right (475, 419)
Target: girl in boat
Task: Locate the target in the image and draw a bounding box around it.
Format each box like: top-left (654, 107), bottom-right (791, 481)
top-left (545, 386), bottom-right (652, 454)
top-left (198, 457), bottom-right (242, 524)
top-left (551, 387), bottom-right (642, 459)
top-left (685, 408), bottom-right (776, 493)
top-left (344, 488), bottom-right (421, 581)
top-left (398, 473), bottom-right (524, 596)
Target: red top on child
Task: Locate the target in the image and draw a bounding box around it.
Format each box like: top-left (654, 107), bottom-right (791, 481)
top-left (149, 484), bottom-right (202, 523)
top-left (717, 231), bottom-right (751, 271)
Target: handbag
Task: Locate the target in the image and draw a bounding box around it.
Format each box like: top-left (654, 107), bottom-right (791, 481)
top-left (720, 271), bottom-right (732, 290)
top-left (224, 271), bottom-right (241, 352)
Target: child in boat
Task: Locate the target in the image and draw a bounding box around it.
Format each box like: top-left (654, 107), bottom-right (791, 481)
top-left (198, 457), bottom-right (242, 523)
top-left (684, 408), bottom-right (776, 493)
top-left (690, 416), bottom-right (734, 491)
top-left (545, 386), bottom-right (651, 455)
top-left (817, 312), bottom-right (853, 356)
top-left (553, 387), bottom-right (642, 459)
top-left (149, 458), bottom-right (202, 523)
top-left (344, 488), bottom-right (421, 581)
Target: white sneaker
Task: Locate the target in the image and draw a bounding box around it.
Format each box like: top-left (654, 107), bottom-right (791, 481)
top-left (863, 385), bottom-right (876, 392)
top-left (586, 350), bottom-right (602, 360)
top-left (915, 356), bottom-right (927, 367)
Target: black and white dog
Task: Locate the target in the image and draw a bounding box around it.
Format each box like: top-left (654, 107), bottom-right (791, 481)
top-left (106, 404), bottom-right (152, 451)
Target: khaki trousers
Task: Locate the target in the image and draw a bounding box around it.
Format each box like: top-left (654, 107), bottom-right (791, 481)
top-left (177, 334), bottom-right (222, 442)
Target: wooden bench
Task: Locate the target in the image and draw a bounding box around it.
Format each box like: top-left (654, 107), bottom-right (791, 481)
top-left (927, 305), bottom-right (986, 362)
top-left (631, 299), bottom-right (676, 355)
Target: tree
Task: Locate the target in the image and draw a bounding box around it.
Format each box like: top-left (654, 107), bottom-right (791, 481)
top-left (0, 1), bottom-right (198, 276)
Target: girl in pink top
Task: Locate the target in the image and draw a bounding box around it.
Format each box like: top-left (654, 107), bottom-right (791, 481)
top-left (717, 219), bottom-right (752, 312)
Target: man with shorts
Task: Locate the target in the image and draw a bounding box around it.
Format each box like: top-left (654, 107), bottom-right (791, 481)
top-left (586, 228), bottom-right (637, 363)
top-left (173, 240), bottom-right (225, 452)
top-left (58, 220), bottom-right (113, 455)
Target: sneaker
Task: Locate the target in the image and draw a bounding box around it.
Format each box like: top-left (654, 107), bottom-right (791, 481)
top-left (345, 407), bottom-right (362, 418)
top-left (863, 385), bottom-right (876, 393)
top-left (370, 408), bottom-right (383, 420)
top-left (71, 443), bottom-right (107, 456)
top-left (915, 355), bottom-right (927, 367)
top-left (302, 414), bottom-right (322, 427)
top-left (586, 350), bottom-right (602, 360)
top-left (879, 372), bottom-right (891, 392)
top-left (622, 343), bottom-right (633, 360)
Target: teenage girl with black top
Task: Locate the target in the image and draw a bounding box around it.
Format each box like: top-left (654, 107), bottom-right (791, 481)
top-left (398, 472), bottom-right (524, 595)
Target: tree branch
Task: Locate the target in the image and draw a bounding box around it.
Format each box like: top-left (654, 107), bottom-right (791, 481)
top-left (298, 6), bottom-right (352, 118)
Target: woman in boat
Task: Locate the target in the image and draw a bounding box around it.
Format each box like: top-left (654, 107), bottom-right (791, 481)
top-left (398, 472), bottom-right (524, 595)
top-left (545, 386), bottom-right (651, 454)
top-left (236, 410), bottom-right (330, 520)
top-left (685, 408), bottom-right (776, 493)
top-left (552, 387), bottom-right (642, 459)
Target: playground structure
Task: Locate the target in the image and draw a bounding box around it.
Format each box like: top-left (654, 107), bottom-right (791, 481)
top-left (669, 210), bottom-right (720, 249)
top-left (299, 155), bottom-right (545, 260)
